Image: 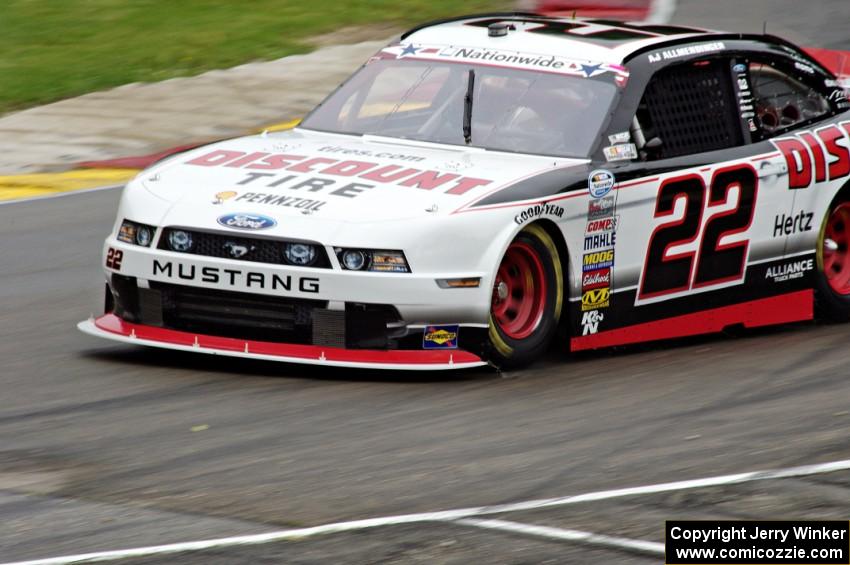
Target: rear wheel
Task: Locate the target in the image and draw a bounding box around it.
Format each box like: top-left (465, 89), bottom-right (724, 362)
top-left (816, 200), bottom-right (850, 320)
top-left (487, 224), bottom-right (563, 368)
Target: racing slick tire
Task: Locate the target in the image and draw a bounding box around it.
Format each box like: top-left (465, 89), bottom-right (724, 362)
top-left (815, 198), bottom-right (850, 321)
top-left (487, 223), bottom-right (564, 368)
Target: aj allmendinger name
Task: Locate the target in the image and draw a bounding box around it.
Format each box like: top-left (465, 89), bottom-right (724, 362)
top-left (669, 525), bottom-right (847, 544)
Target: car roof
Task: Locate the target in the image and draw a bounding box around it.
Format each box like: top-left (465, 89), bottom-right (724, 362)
top-left (401, 12), bottom-right (727, 65)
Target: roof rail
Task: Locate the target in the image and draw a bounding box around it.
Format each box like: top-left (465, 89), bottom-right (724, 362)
top-left (623, 32), bottom-right (829, 75)
top-left (400, 12), bottom-right (545, 40)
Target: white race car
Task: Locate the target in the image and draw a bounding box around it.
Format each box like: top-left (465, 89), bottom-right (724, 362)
top-left (79, 13), bottom-right (850, 370)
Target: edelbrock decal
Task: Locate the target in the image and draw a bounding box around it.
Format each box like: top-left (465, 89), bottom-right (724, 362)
top-left (217, 213), bottom-right (277, 231)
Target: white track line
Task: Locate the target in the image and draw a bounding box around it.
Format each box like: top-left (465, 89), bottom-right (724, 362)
top-left (5, 458), bottom-right (850, 565)
top-left (455, 518), bottom-right (664, 556)
top-left (0, 184), bottom-right (123, 207)
top-left (646, 0), bottom-right (677, 24)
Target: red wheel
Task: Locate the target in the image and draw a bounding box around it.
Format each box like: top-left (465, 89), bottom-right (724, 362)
top-left (492, 242), bottom-right (548, 340)
top-left (487, 224), bottom-right (563, 368)
top-left (822, 202), bottom-right (850, 295)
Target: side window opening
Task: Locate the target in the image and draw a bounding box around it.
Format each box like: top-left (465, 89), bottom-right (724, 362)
top-left (632, 59), bottom-right (743, 160)
top-left (748, 61), bottom-right (831, 138)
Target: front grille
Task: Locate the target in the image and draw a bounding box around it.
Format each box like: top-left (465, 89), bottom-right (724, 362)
top-left (151, 282), bottom-right (326, 343)
top-left (157, 228), bottom-right (331, 268)
top-left (113, 278), bottom-right (406, 348)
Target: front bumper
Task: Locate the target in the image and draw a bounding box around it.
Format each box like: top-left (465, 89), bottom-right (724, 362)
top-left (78, 314), bottom-right (486, 370)
top-left (104, 239), bottom-right (492, 324)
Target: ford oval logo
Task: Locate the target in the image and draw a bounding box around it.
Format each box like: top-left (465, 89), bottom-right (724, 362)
top-left (217, 213), bottom-right (277, 231)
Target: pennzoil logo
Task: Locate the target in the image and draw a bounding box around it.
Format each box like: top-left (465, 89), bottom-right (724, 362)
top-left (423, 325), bottom-right (459, 349)
top-left (213, 190), bottom-right (237, 204)
top-left (581, 287), bottom-right (610, 311)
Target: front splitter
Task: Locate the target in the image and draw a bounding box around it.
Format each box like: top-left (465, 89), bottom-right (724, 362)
top-left (78, 314), bottom-right (487, 371)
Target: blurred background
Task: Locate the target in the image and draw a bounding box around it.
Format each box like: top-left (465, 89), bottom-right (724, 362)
top-left (4, 0), bottom-right (846, 116)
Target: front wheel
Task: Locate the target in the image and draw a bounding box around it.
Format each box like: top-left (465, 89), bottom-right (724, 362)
top-left (816, 200), bottom-right (850, 321)
top-left (486, 224), bottom-right (563, 368)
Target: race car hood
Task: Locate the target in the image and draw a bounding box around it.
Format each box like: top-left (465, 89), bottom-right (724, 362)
top-left (140, 129), bottom-right (583, 224)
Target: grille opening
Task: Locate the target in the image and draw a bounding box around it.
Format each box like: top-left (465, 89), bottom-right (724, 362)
top-left (151, 282), bottom-right (326, 343)
top-left (157, 228), bottom-right (331, 268)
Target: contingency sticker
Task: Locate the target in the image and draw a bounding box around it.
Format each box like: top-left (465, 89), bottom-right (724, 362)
top-left (603, 144), bottom-right (638, 162)
top-left (423, 325), bottom-right (459, 349)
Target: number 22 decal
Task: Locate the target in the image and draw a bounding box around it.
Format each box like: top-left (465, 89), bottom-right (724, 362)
top-left (639, 164), bottom-right (758, 300)
top-left (106, 247), bottom-right (123, 270)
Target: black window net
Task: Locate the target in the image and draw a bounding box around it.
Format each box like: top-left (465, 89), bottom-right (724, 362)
top-left (640, 60), bottom-right (742, 159)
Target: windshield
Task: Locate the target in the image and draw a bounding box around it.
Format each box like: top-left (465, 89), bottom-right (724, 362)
top-left (300, 55), bottom-right (621, 158)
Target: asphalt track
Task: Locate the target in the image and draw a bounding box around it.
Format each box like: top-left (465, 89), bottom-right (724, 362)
top-left (3, 3), bottom-right (850, 563)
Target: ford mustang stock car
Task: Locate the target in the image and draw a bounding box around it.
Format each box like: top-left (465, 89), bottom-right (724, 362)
top-left (78, 13), bottom-right (850, 370)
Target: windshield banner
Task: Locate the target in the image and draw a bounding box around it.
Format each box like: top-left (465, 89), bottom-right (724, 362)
top-left (379, 43), bottom-right (629, 83)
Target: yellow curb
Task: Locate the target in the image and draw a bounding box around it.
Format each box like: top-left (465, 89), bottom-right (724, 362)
top-left (258, 118), bottom-right (301, 133)
top-left (0, 168), bottom-right (139, 202)
top-left (0, 118), bottom-right (299, 204)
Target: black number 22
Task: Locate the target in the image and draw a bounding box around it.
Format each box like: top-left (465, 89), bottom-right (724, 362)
top-left (639, 164), bottom-right (758, 299)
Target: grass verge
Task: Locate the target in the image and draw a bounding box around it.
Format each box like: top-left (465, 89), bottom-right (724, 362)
top-left (0, 1), bottom-right (510, 115)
